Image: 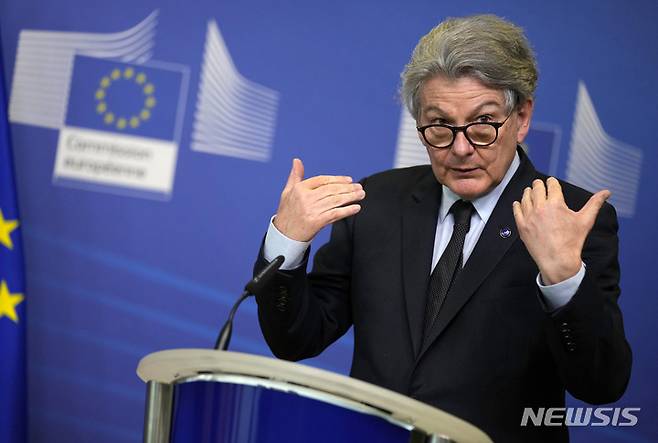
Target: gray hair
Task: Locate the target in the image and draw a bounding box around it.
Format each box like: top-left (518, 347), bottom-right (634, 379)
top-left (401, 15), bottom-right (538, 120)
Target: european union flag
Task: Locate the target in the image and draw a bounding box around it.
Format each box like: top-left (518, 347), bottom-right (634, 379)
top-left (66, 55), bottom-right (185, 141)
top-left (0, 36), bottom-right (27, 443)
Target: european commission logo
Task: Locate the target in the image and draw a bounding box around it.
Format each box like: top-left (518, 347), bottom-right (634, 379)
top-left (9, 11), bottom-right (280, 199)
top-left (54, 56), bottom-right (188, 196)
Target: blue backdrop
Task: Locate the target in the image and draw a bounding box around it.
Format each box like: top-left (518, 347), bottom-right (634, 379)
top-left (0, 1), bottom-right (656, 442)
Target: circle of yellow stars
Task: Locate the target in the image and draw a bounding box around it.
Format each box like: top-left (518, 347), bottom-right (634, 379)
top-left (0, 209), bottom-right (24, 323)
top-left (95, 67), bottom-right (157, 130)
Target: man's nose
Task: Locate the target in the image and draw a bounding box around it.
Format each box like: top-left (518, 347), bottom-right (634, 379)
top-left (451, 130), bottom-right (475, 156)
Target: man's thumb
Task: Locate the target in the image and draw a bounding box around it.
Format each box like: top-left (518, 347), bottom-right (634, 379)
top-left (580, 189), bottom-right (611, 227)
top-left (286, 158), bottom-right (304, 187)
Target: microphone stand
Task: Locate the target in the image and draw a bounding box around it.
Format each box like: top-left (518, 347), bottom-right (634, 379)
top-left (214, 255), bottom-right (285, 350)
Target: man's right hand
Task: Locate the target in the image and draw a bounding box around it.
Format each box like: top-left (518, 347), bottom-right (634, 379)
top-left (273, 158), bottom-right (366, 242)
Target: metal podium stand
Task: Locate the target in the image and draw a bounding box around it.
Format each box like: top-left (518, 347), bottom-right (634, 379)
top-left (137, 349), bottom-right (492, 443)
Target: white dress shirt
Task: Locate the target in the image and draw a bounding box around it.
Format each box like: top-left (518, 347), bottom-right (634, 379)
top-left (264, 152), bottom-right (584, 312)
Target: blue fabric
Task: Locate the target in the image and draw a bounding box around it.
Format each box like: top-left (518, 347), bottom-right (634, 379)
top-left (0, 31), bottom-right (27, 443)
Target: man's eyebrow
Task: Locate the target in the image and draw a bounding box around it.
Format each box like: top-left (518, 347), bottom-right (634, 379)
top-left (422, 100), bottom-right (505, 119)
top-left (469, 101), bottom-right (505, 115)
top-left (422, 105), bottom-right (446, 116)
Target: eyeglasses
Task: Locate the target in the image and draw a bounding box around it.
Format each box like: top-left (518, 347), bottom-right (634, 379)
top-left (416, 111), bottom-right (513, 149)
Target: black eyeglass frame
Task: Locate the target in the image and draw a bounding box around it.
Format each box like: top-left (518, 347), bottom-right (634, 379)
top-left (416, 110), bottom-right (514, 149)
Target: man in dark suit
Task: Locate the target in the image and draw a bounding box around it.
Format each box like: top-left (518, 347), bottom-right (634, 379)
top-left (254, 15), bottom-right (631, 442)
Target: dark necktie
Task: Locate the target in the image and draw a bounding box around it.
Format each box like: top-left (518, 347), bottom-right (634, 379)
top-left (422, 200), bottom-right (474, 339)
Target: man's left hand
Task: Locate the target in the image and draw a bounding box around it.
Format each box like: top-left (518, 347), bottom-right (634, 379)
top-left (512, 177), bottom-right (611, 285)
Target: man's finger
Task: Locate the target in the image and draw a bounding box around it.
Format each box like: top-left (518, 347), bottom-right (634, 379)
top-left (521, 187), bottom-right (533, 213)
top-left (321, 204), bottom-right (362, 225)
top-left (512, 201), bottom-right (525, 227)
top-left (546, 177), bottom-right (565, 204)
top-left (579, 189), bottom-right (611, 229)
top-left (285, 158), bottom-right (305, 188)
top-left (531, 179), bottom-right (546, 208)
top-left (304, 174), bottom-right (353, 189)
top-left (315, 188), bottom-right (366, 213)
top-left (314, 183), bottom-right (362, 200)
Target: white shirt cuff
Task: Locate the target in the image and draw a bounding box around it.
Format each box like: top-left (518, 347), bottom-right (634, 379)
top-left (264, 216), bottom-right (310, 270)
top-left (536, 262), bottom-right (586, 312)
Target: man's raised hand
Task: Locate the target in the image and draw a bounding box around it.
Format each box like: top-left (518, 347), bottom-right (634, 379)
top-left (512, 177), bottom-right (610, 285)
top-left (273, 158), bottom-right (366, 242)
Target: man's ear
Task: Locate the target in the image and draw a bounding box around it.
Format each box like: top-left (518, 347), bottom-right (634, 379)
top-left (515, 99), bottom-right (534, 144)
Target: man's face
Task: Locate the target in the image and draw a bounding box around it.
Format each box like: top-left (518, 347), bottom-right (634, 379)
top-left (417, 75), bottom-right (533, 200)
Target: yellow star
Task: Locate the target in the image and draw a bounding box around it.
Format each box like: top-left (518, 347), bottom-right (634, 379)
top-left (0, 209), bottom-right (19, 250)
top-left (0, 281), bottom-right (24, 323)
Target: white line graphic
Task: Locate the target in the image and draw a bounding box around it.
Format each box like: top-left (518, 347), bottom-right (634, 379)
top-left (9, 11), bottom-right (159, 129)
top-left (566, 82), bottom-right (642, 217)
top-left (393, 107), bottom-right (428, 168)
top-left (191, 20), bottom-right (280, 162)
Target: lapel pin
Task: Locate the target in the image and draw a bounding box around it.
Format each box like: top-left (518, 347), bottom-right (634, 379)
top-left (499, 227), bottom-right (512, 238)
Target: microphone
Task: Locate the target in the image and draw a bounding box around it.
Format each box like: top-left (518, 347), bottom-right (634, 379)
top-left (214, 255), bottom-right (285, 350)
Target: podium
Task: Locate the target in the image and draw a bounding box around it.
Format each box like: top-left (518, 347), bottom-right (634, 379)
top-left (137, 349), bottom-right (492, 443)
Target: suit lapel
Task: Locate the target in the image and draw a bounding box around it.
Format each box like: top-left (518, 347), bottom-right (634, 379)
top-left (416, 148), bottom-right (539, 361)
top-left (401, 169), bottom-right (442, 358)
